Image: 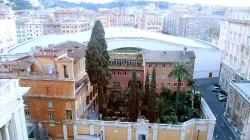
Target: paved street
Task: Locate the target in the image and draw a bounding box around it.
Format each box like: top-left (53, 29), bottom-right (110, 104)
top-left (195, 78), bottom-right (239, 140)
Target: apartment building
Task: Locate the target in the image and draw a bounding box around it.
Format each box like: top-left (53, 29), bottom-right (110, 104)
top-left (0, 19), bottom-right (17, 53)
top-left (25, 21), bottom-right (44, 40)
top-left (54, 9), bottom-right (78, 21)
top-left (43, 21), bottom-right (92, 35)
top-left (219, 7), bottom-right (250, 92)
top-left (53, 10), bottom-right (164, 32)
top-left (108, 47), bottom-right (195, 93)
top-left (0, 79), bottom-right (30, 140)
top-left (108, 13), bottom-right (163, 32)
top-left (164, 14), bottom-right (227, 42)
top-left (16, 20), bottom-right (27, 43)
top-left (0, 41), bottom-right (96, 138)
top-left (218, 21), bottom-right (229, 50)
top-left (225, 80), bottom-right (250, 139)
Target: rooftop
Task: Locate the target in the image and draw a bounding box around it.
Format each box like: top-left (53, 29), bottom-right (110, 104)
top-left (231, 80), bottom-right (250, 103)
top-left (2, 27), bottom-right (220, 61)
top-left (143, 51), bottom-right (195, 63)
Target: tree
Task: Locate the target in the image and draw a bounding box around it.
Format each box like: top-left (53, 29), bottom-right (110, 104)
top-left (169, 62), bottom-right (192, 115)
top-left (128, 70), bottom-right (139, 122)
top-left (148, 67), bottom-right (156, 122)
top-left (144, 72), bottom-right (150, 105)
top-left (156, 97), bottom-right (166, 122)
top-left (85, 20), bottom-right (111, 117)
top-left (191, 82), bottom-right (199, 108)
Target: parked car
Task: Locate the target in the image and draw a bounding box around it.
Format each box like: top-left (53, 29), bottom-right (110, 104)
top-left (218, 94), bottom-right (227, 98)
top-left (219, 96), bottom-right (227, 101)
top-left (212, 83), bottom-right (220, 92)
top-left (218, 90), bottom-right (227, 96)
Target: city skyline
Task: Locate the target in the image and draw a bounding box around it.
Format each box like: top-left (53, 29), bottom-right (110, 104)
top-left (65, 0), bottom-right (250, 6)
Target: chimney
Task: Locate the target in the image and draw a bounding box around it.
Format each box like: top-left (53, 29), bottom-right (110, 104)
top-left (183, 47), bottom-right (187, 55)
top-left (163, 51), bottom-right (166, 54)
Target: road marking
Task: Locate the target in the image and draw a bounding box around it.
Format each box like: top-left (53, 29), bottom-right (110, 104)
top-left (215, 124), bottom-right (227, 140)
top-left (221, 123), bottom-right (224, 126)
top-left (216, 134), bottom-right (218, 138)
top-left (230, 136), bottom-right (232, 139)
top-left (220, 114), bottom-right (240, 140)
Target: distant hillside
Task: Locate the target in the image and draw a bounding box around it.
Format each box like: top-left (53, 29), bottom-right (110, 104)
top-left (4, 0), bottom-right (34, 10)
top-left (39, 0), bottom-right (171, 10)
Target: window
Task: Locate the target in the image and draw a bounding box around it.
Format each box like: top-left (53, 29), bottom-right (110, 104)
top-left (162, 64), bottom-right (166, 68)
top-left (130, 72), bottom-right (133, 76)
top-left (149, 64), bottom-right (152, 68)
top-left (49, 113), bottom-right (54, 121)
top-left (113, 82), bottom-right (120, 87)
top-left (169, 63), bottom-right (172, 68)
top-left (174, 83), bottom-right (177, 87)
top-left (123, 72), bottom-right (126, 76)
top-left (155, 64), bottom-right (158, 68)
top-left (167, 83), bottom-right (171, 87)
top-left (118, 71), bottom-right (121, 76)
top-left (113, 71), bottom-right (115, 75)
top-left (161, 73), bottom-right (165, 79)
top-left (63, 65), bottom-right (69, 78)
top-left (149, 74), bottom-right (152, 79)
top-left (181, 83), bottom-right (184, 87)
top-left (156, 83), bottom-right (158, 88)
top-left (66, 110), bottom-right (72, 120)
top-left (24, 100), bottom-right (28, 106)
top-left (161, 83), bottom-right (164, 88)
top-left (156, 74), bottom-right (158, 79)
top-left (25, 111), bottom-right (30, 117)
top-left (80, 59), bottom-right (85, 68)
top-left (236, 102), bottom-right (240, 111)
top-left (137, 72), bottom-right (140, 76)
top-left (48, 101), bottom-right (53, 108)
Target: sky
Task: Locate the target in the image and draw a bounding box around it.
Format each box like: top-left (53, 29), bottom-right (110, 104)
top-left (66, 0), bottom-right (250, 6)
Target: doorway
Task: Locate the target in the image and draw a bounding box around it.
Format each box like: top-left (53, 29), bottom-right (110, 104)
top-left (138, 134), bottom-right (146, 140)
top-left (209, 72), bottom-right (213, 77)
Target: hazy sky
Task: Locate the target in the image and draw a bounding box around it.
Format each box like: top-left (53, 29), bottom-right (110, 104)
top-left (66, 0), bottom-right (250, 6)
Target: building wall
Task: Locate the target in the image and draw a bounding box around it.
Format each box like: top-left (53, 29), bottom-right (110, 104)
top-left (20, 80), bottom-right (75, 97)
top-left (193, 50), bottom-right (222, 79)
top-left (109, 69), bottom-right (144, 90)
top-left (0, 19), bottom-right (17, 52)
top-left (25, 22), bottom-right (43, 40)
top-left (0, 79), bottom-right (30, 140)
top-left (225, 81), bottom-right (250, 139)
top-left (63, 116), bottom-right (214, 140)
top-left (219, 7), bottom-right (250, 91)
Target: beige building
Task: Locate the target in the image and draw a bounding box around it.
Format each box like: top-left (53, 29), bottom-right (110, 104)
top-left (25, 21), bottom-right (44, 40)
top-left (225, 80), bottom-right (250, 139)
top-left (218, 21), bottom-right (229, 50)
top-left (63, 98), bottom-right (216, 140)
top-left (219, 7), bottom-right (250, 92)
top-left (43, 21), bottom-right (91, 35)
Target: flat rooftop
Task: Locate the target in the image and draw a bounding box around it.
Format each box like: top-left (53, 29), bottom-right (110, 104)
top-left (234, 82), bottom-right (250, 99)
top-left (2, 27), bottom-right (219, 61)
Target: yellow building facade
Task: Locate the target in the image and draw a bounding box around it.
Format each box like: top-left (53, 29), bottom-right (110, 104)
top-left (62, 98), bottom-right (216, 140)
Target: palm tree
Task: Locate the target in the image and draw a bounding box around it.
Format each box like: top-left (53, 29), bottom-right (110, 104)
top-left (169, 62), bottom-right (192, 114)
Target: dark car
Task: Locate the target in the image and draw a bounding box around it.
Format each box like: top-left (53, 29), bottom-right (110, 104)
top-left (212, 83), bottom-right (220, 92)
top-left (218, 90), bottom-right (227, 96)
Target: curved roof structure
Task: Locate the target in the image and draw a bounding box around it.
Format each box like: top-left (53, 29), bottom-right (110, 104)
top-left (1, 27), bottom-right (220, 62)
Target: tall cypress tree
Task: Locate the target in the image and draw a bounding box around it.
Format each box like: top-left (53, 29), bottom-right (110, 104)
top-left (85, 20), bottom-right (111, 117)
top-left (148, 67), bottom-right (156, 123)
top-left (144, 72), bottom-right (150, 106)
top-left (128, 70), bottom-right (139, 122)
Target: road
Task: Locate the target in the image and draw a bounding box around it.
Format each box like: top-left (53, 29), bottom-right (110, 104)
top-left (195, 78), bottom-right (239, 140)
